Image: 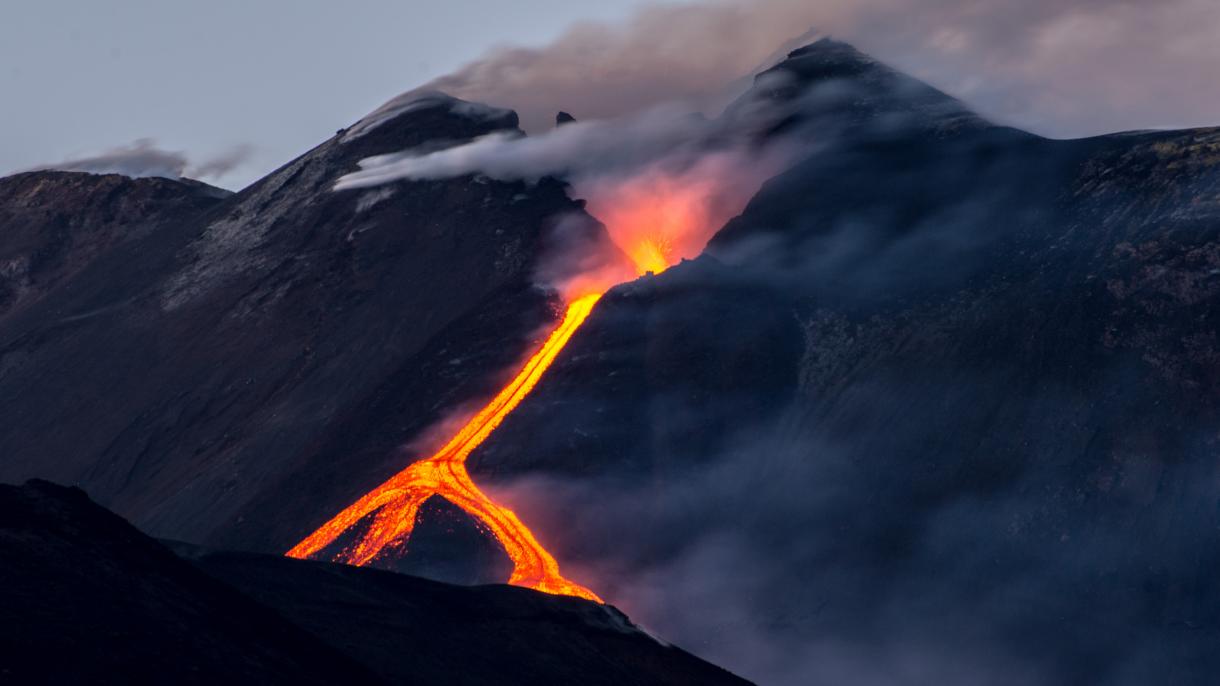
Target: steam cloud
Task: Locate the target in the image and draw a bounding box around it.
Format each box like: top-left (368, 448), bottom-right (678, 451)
top-left (37, 139), bottom-right (253, 182)
top-left (418, 0), bottom-right (1220, 137)
top-left (335, 0), bottom-right (1219, 298)
top-left (336, 88), bottom-right (795, 298)
top-left (336, 104), bottom-right (720, 188)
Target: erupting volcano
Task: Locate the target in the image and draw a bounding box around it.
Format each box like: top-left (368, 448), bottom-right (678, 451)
top-left (288, 158), bottom-right (757, 601)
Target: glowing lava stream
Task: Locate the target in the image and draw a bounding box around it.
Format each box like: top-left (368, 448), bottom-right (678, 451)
top-left (288, 293), bottom-right (604, 602)
top-left (289, 150), bottom-right (760, 601)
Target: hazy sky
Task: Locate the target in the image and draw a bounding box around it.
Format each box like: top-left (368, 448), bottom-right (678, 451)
top-left (4, 0), bottom-right (1218, 190)
top-left (0, 0), bottom-right (653, 189)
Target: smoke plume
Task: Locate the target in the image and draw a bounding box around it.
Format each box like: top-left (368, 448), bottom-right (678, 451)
top-left (37, 139), bottom-right (253, 182)
top-left (417, 0), bottom-right (1220, 137)
top-left (336, 90), bottom-right (793, 299)
top-left (420, 3), bottom-right (817, 133)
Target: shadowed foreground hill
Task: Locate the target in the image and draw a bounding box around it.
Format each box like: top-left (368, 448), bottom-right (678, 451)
top-left (0, 480), bottom-right (370, 685)
top-left (0, 480), bottom-right (749, 685)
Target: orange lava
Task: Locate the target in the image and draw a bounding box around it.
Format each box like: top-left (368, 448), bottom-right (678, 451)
top-left (290, 157), bottom-right (763, 602)
top-left (583, 153), bottom-right (765, 277)
top-left (288, 294), bottom-right (603, 602)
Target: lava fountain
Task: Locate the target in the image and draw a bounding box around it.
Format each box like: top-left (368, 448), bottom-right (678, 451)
top-left (289, 155), bottom-right (765, 601)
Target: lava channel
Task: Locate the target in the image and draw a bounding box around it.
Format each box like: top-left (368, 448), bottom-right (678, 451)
top-left (287, 293), bottom-right (603, 602)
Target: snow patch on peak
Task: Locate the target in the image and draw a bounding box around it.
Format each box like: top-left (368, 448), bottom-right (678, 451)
top-left (342, 90), bottom-right (515, 143)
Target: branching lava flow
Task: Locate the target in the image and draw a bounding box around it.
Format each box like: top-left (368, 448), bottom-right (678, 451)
top-left (287, 294), bottom-right (603, 601)
top-left (289, 159), bottom-right (757, 602)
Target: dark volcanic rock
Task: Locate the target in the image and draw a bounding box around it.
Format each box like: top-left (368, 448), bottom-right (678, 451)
top-left (197, 551), bottom-right (751, 686)
top-left (0, 96), bottom-right (596, 556)
top-left (461, 40), bottom-right (1220, 685)
top-left (385, 495), bottom-right (515, 585)
top-left (0, 479), bottom-right (373, 684)
top-left (729, 38), bottom-right (989, 140)
top-left (0, 171), bottom-right (228, 322)
top-left (0, 479), bottom-right (750, 685)
top-left (556, 111), bottom-right (577, 127)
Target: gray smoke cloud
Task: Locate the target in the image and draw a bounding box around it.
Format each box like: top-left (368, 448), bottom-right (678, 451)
top-left (336, 103), bottom-right (711, 188)
top-left (415, 0), bottom-right (1220, 137)
top-left (421, 2), bottom-right (818, 133)
top-left (37, 139), bottom-right (253, 182)
top-left (334, 91), bottom-right (794, 190)
top-left (334, 82), bottom-right (800, 299)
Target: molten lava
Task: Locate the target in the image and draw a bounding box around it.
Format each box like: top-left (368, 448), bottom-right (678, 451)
top-left (290, 156), bottom-right (765, 602)
top-left (288, 293), bottom-right (603, 601)
top-left (582, 153), bottom-right (765, 277)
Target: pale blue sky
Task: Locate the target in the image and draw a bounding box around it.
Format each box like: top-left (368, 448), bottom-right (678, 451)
top-left (0, 0), bottom-right (653, 188)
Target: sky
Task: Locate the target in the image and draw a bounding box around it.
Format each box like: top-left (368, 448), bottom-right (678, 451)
top-left (0, 0), bottom-right (654, 189)
top-left (3, 0), bottom-right (1219, 190)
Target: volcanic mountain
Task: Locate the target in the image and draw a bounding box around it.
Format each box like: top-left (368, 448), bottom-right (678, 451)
top-left (0, 98), bottom-right (593, 555)
top-left (1, 38), bottom-right (1218, 686)
top-left (468, 42), bottom-right (1220, 684)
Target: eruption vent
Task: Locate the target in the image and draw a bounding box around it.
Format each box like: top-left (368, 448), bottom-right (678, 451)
top-left (583, 153), bottom-right (762, 277)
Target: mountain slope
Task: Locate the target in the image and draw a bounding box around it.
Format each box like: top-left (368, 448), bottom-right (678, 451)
top-left (196, 551), bottom-right (749, 685)
top-left (0, 479), bottom-right (375, 685)
top-left (0, 171), bottom-right (228, 323)
top-left (454, 40), bottom-right (1220, 684)
top-left (0, 480), bottom-right (750, 685)
top-left (0, 97), bottom-right (600, 555)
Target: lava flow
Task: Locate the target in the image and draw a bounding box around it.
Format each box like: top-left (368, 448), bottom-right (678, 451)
top-left (288, 293), bottom-right (603, 601)
top-left (289, 155), bottom-right (760, 602)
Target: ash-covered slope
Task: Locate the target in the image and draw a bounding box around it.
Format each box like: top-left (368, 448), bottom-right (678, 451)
top-left (0, 96), bottom-right (599, 554)
top-left (0, 171), bottom-right (228, 322)
top-left (0, 480), bottom-right (749, 685)
top-left (459, 40), bottom-right (1220, 685)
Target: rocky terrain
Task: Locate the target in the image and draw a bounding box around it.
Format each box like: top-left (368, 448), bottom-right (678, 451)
top-left (0, 480), bottom-right (747, 685)
top-left (0, 172), bottom-right (228, 322)
top-left (470, 41), bottom-right (1220, 684)
top-left (0, 98), bottom-right (602, 555)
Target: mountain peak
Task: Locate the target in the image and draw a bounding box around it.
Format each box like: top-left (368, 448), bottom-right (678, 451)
top-left (784, 37), bottom-right (880, 72)
top-left (342, 90), bottom-right (518, 143)
top-left (742, 37), bottom-right (987, 135)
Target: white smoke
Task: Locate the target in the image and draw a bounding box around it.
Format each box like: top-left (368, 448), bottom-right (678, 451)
top-left (332, 87), bottom-right (793, 300)
top-left (335, 103), bottom-right (722, 189)
top-left (37, 139), bottom-right (253, 182)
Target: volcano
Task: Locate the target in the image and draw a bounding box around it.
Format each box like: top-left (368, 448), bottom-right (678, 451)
top-left (2, 37), bottom-right (1219, 686)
